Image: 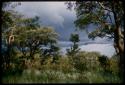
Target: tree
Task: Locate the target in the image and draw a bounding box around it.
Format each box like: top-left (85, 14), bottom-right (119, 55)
top-left (12, 16), bottom-right (41, 58)
top-left (66, 1), bottom-right (124, 79)
top-left (2, 2), bottom-right (59, 71)
top-left (2, 2), bottom-right (21, 69)
top-left (98, 55), bottom-right (110, 73)
top-left (14, 26), bottom-right (58, 60)
top-left (67, 33), bottom-right (80, 56)
top-left (2, 2), bottom-right (21, 31)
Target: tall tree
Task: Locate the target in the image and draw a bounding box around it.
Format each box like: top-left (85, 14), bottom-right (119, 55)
top-left (67, 33), bottom-right (80, 56)
top-left (66, 1), bottom-right (124, 78)
top-left (2, 2), bottom-right (21, 69)
top-left (14, 26), bottom-right (58, 59)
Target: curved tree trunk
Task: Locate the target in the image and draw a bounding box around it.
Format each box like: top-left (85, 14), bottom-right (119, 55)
top-left (114, 27), bottom-right (124, 79)
top-left (111, 0), bottom-right (124, 79)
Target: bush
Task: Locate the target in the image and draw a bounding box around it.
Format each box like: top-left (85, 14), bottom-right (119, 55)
top-left (98, 55), bottom-right (111, 73)
top-left (68, 51), bottom-right (101, 72)
top-left (2, 52), bottom-right (122, 83)
top-left (40, 56), bottom-right (74, 73)
top-left (109, 55), bottom-right (119, 75)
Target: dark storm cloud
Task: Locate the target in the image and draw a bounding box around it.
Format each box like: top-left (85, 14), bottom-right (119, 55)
top-left (13, 2), bottom-right (113, 44)
top-left (11, 2), bottom-right (115, 57)
top-left (14, 2), bottom-right (88, 41)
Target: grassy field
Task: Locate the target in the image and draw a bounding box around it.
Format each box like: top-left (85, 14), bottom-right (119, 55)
top-left (2, 69), bottom-right (121, 83)
top-left (2, 51), bottom-right (122, 83)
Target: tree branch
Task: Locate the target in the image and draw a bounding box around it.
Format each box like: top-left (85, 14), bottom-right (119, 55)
top-left (107, 13), bottom-right (113, 25)
top-left (98, 2), bottom-right (112, 12)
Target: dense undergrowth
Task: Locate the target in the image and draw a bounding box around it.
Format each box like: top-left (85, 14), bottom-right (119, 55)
top-left (2, 51), bottom-right (122, 83)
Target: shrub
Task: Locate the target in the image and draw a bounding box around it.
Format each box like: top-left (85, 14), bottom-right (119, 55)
top-left (68, 51), bottom-right (101, 72)
top-left (109, 55), bottom-right (119, 75)
top-left (98, 55), bottom-right (111, 73)
top-left (40, 56), bottom-right (74, 73)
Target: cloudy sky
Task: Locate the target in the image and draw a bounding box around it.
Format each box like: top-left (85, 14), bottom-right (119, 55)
top-left (13, 2), bottom-right (112, 42)
top-left (12, 2), bottom-right (115, 57)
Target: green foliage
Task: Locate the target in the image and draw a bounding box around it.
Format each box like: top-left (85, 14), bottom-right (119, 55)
top-left (69, 51), bottom-right (101, 72)
top-left (20, 16), bottom-right (40, 30)
top-left (2, 2), bottom-right (21, 32)
top-left (67, 33), bottom-right (80, 56)
top-left (14, 26), bottom-right (59, 59)
top-left (2, 2), bottom-right (59, 76)
top-left (70, 33), bottom-right (80, 43)
top-left (88, 25), bottom-right (115, 40)
top-left (98, 55), bottom-right (111, 72)
top-left (109, 55), bottom-right (119, 75)
top-left (40, 56), bottom-right (74, 73)
top-left (66, 1), bottom-right (124, 40)
top-left (74, 14), bottom-right (93, 29)
top-left (2, 2), bottom-right (122, 83)
top-left (2, 68), bottom-right (121, 83)
top-left (66, 1), bottom-right (124, 79)
top-left (2, 52), bottom-right (122, 83)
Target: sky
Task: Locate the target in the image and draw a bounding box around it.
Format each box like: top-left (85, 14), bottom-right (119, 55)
top-left (12, 2), bottom-right (115, 57)
top-left (13, 2), bottom-right (112, 42)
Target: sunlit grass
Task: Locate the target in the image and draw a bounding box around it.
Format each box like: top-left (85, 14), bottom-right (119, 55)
top-left (2, 51), bottom-right (122, 83)
top-left (2, 69), bottom-right (121, 83)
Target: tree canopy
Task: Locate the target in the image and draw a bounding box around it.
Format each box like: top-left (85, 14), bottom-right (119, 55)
top-left (66, 0), bottom-right (124, 78)
top-left (67, 33), bottom-right (80, 56)
top-left (2, 2), bottom-right (59, 71)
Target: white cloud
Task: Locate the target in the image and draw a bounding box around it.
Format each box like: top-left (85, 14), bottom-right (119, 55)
top-left (13, 2), bottom-right (114, 43)
top-left (12, 2), bottom-right (115, 57)
top-left (14, 2), bottom-right (75, 28)
top-left (61, 43), bottom-right (115, 57)
top-left (80, 44), bottom-right (115, 57)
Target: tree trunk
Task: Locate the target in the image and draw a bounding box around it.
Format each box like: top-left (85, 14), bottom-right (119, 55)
top-left (111, 1), bottom-right (124, 79)
top-left (6, 35), bottom-right (14, 69)
top-left (114, 27), bottom-right (124, 79)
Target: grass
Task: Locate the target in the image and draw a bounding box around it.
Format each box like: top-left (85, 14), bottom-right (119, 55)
top-left (2, 69), bottom-right (121, 83)
top-left (2, 51), bottom-right (122, 83)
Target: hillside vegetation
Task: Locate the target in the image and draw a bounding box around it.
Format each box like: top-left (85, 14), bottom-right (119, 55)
top-left (2, 51), bottom-right (121, 83)
top-left (2, 2), bottom-right (123, 83)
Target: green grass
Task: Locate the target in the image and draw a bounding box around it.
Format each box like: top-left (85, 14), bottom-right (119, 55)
top-left (2, 69), bottom-right (121, 83)
top-left (2, 51), bottom-right (122, 83)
